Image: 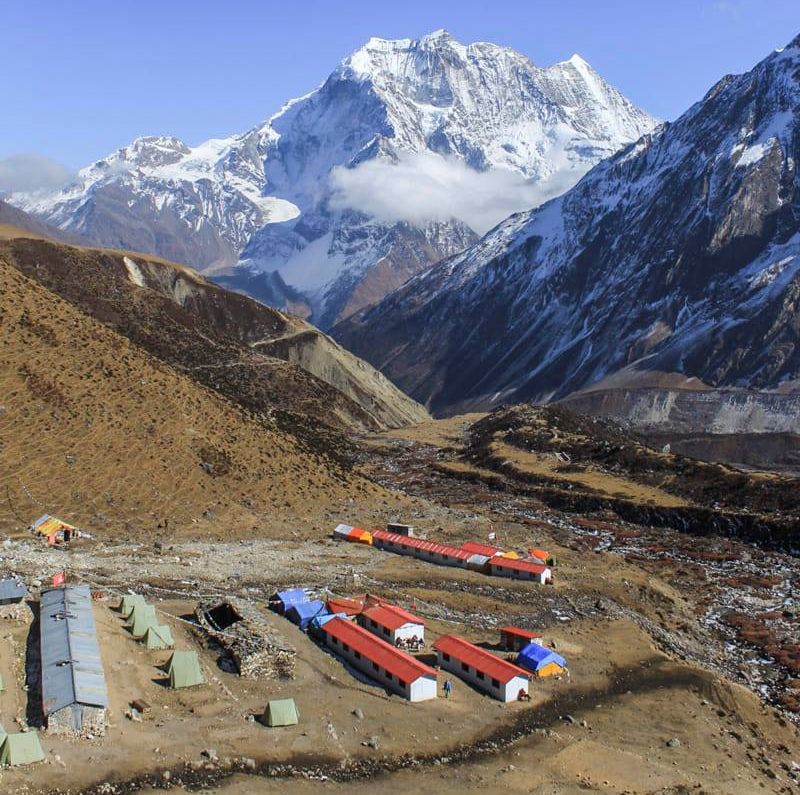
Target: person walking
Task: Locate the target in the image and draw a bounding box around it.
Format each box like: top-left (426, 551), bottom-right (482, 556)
top-left (443, 679), bottom-right (452, 699)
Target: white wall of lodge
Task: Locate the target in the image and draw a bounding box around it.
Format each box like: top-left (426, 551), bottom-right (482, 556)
top-left (374, 536), bottom-right (552, 585)
top-left (488, 562), bottom-right (551, 584)
top-left (359, 615), bottom-right (425, 644)
top-left (373, 537), bottom-right (466, 568)
top-left (324, 633), bottom-right (437, 702)
top-left (436, 649), bottom-right (529, 703)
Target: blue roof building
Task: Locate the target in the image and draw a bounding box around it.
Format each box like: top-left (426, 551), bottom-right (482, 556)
top-left (271, 589), bottom-right (309, 614)
top-left (39, 586), bottom-right (108, 734)
top-left (0, 577), bottom-right (29, 605)
top-left (286, 600), bottom-right (328, 631)
top-left (516, 642), bottom-right (567, 676)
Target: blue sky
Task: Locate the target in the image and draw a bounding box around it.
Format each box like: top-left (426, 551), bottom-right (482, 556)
top-left (3, 0), bottom-right (799, 168)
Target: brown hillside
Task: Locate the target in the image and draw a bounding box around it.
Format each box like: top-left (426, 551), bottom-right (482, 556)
top-left (0, 237), bottom-right (428, 443)
top-left (0, 259), bottom-right (395, 539)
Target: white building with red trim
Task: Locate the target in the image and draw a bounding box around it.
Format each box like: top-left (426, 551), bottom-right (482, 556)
top-left (358, 602), bottom-right (425, 644)
top-left (487, 557), bottom-right (552, 584)
top-left (433, 635), bottom-right (530, 702)
top-left (371, 531), bottom-right (474, 568)
top-left (321, 617), bottom-right (437, 702)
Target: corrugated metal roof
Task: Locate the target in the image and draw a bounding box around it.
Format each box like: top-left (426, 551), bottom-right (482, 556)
top-left (501, 626), bottom-right (543, 641)
top-left (32, 515), bottom-right (77, 536)
top-left (461, 541), bottom-right (503, 557)
top-left (322, 617), bottom-right (435, 683)
top-left (433, 635), bottom-right (530, 684)
top-left (489, 558), bottom-right (549, 575)
top-left (374, 531), bottom-right (472, 560)
top-left (361, 603), bottom-right (424, 631)
top-left (0, 577), bottom-right (29, 601)
top-left (326, 596), bottom-right (365, 616)
top-left (40, 586), bottom-right (108, 715)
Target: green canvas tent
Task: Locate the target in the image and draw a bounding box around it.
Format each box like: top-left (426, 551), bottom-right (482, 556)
top-left (0, 672), bottom-right (5, 692)
top-left (0, 731), bottom-right (45, 766)
top-left (119, 593), bottom-right (146, 617)
top-left (167, 651), bottom-right (204, 689)
top-left (262, 698), bottom-right (299, 727)
top-left (124, 601), bottom-right (154, 625)
top-left (0, 721), bottom-right (6, 745)
top-left (143, 624), bottom-right (174, 650)
top-left (126, 605), bottom-right (158, 638)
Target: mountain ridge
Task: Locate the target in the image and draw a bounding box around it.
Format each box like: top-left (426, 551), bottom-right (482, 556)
top-left (8, 31), bottom-right (657, 328)
top-left (0, 235), bottom-right (428, 438)
top-left (333, 35), bottom-right (800, 413)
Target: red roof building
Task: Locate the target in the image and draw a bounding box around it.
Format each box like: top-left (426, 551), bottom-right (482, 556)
top-left (460, 541), bottom-right (504, 557)
top-left (370, 531), bottom-right (548, 584)
top-left (321, 617), bottom-right (437, 701)
top-left (372, 531), bottom-right (473, 565)
top-left (500, 626), bottom-right (544, 652)
top-left (433, 635), bottom-right (530, 702)
top-left (488, 557), bottom-right (552, 584)
top-left (359, 602), bottom-right (426, 643)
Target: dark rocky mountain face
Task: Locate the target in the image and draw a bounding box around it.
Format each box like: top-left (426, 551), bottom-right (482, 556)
top-left (334, 36), bottom-right (800, 415)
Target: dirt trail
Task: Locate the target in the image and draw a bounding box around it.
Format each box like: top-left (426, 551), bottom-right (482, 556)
top-left (47, 658), bottom-right (729, 795)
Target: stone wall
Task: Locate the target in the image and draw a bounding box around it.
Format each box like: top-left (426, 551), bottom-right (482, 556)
top-left (195, 598), bottom-right (296, 679)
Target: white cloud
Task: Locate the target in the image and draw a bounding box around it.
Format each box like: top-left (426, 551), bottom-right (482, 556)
top-left (329, 151), bottom-right (582, 236)
top-left (0, 153), bottom-right (73, 194)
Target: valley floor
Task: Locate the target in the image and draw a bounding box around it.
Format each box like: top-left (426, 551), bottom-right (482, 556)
top-left (0, 415), bottom-right (798, 794)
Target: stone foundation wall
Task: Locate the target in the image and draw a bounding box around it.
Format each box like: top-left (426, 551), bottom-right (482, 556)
top-left (195, 598), bottom-right (296, 679)
top-left (47, 705), bottom-right (106, 737)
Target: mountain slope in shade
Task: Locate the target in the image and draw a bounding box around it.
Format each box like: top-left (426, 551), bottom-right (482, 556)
top-left (0, 256), bottom-right (391, 539)
top-left (334, 35), bottom-right (800, 414)
top-left (0, 237), bottom-right (429, 437)
top-left (0, 198), bottom-right (85, 244)
top-left (8, 31), bottom-right (656, 328)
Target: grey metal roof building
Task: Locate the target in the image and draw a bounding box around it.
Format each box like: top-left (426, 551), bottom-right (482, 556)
top-left (0, 577), bottom-right (29, 605)
top-left (39, 586), bottom-right (108, 734)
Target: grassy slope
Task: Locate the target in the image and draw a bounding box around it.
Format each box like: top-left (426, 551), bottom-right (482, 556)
top-left (0, 258), bottom-right (395, 539)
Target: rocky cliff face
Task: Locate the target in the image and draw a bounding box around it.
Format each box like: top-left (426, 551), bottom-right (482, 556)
top-left (561, 387), bottom-right (800, 435)
top-left (8, 31), bottom-right (655, 327)
top-left (334, 35), bottom-right (800, 414)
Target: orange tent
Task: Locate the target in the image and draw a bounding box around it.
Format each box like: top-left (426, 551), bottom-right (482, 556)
top-left (346, 528), bottom-right (373, 545)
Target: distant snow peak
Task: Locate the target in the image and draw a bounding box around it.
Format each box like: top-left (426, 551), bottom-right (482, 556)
top-left (333, 31), bottom-right (800, 411)
top-left (7, 30), bottom-right (657, 327)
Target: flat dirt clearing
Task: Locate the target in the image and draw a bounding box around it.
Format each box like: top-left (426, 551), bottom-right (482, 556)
top-left (1, 529), bottom-right (797, 795)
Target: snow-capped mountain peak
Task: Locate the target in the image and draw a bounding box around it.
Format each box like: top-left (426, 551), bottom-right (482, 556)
top-left (334, 33), bottom-right (800, 412)
top-left (8, 31), bottom-right (657, 326)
